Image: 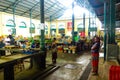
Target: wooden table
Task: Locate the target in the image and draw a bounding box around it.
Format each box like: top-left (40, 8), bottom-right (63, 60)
top-left (5, 45), bottom-right (19, 49)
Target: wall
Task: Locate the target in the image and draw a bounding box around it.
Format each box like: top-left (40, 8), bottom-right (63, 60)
top-left (0, 12), bottom-right (102, 38)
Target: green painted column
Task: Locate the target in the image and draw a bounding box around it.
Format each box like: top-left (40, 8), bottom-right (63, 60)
top-left (88, 12), bottom-right (91, 37)
top-left (40, 0), bottom-right (45, 50)
top-left (30, 10), bottom-right (32, 37)
top-left (94, 15), bottom-right (97, 34)
top-left (50, 16), bottom-right (52, 37)
top-left (39, 0), bottom-right (46, 69)
top-left (109, 0), bottom-right (116, 44)
top-left (83, 13), bottom-right (85, 32)
top-left (12, 5), bottom-right (16, 35)
top-left (72, 1), bottom-right (75, 43)
top-left (104, 1), bottom-right (107, 61)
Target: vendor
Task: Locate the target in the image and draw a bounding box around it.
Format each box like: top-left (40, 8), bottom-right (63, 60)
top-left (0, 40), bottom-right (5, 56)
top-left (4, 36), bottom-right (10, 46)
top-left (0, 40), bottom-right (5, 48)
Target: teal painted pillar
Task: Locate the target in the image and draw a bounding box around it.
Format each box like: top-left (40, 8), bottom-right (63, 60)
top-left (30, 10), bottom-right (32, 37)
top-left (109, 0), bottom-right (116, 44)
top-left (40, 0), bottom-right (45, 50)
top-left (104, 1), bottom-right (107, 61)
top-left (50, 16), bottom-right (52, 37)
top-left (39, 0), bottom-right (46, 69)
top-left (72, 1), bottom-right (75, 43)
top-left (83, 13), bottom-right (85, 32)
top-left (88, 12), bottom-right (91, 37)
top-left (94, 15), bottom-right (97, 34)
top-left (12, 5), bottom-right (16, 35)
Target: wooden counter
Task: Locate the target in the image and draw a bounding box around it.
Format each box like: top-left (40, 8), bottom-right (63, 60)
top-left (0, 54), bottom-right (31, 67)
top-left (0, 51), bottom-right (44, 80)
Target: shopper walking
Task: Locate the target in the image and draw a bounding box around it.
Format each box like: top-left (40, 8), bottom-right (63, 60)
top-left (51, 38), bottom-right (57, 65)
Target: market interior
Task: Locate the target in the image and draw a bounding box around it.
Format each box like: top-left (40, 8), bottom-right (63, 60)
top-left (0, 0), bottom-right (120, 80)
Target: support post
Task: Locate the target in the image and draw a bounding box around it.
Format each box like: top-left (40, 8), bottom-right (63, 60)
top-left (88, 12), bottom-right (91, 38)
top-left (72, 1), bottom-right (75, 43)
top-left (4, 64), bottom-right (14, 80)
top-left (104, 1), bottom-right (107, 61)
top-left (12, 5), bottom-right (16, 35)
top-left (30, 10), bottom-right (32, 37)
top-left (83, 13), bottom-right (85, 32)
top-left (39, 0), bottom-right (46, 69)
top-left (50, 16), bottom-right (52, 37)
top-left (109, 0), bottom-right (116, 44)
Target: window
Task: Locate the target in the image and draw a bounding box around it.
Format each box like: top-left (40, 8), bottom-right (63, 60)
top-left (77, 23), bottom-right (84, 32)
top-left (19, 21), bottom-right (27, 28)
top-left (30, 23), bottom-right (35, 33)
top-left (6, 19), bottom-right (15, 27)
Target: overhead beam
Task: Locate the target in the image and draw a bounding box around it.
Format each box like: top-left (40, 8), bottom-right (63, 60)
top-left (33, 8), bottom-right (65, 20)
top-left (100, 0), bottom-right (104, 3)
top-left (33, 3), bottom-right (58, 19)
top-left (92, 4), bottom-right (104, 8)
top-left (50, 8), bottom-right (66, 18)
top-left (44, 3), bottom-right (56, 13)
top-left (3, 0), bottom-right (22, 12)
top-left (20, 2), bottom-right (39, 16)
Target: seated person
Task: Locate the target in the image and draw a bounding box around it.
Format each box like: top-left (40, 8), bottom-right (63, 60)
top-left (0, 40), bottom-right (5, 56)
top-left (0, 40), bottom-right (5, 48)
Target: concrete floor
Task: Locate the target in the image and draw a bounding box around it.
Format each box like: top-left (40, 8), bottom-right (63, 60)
top-left (44, 51), bottom-right (119, 80)
top-left (42, 51), bottom-right (91, 80)
top-left (0, 51), bottom-right (118, 80)
top-left (88, 56), bottom-right (119, 80)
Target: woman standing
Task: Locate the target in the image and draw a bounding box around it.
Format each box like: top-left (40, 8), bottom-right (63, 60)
top-left (91, 36), bottom-right (100, 75)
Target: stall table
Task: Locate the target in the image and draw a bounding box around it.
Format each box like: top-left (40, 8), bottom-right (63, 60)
top-left (0, 51), bottom-right (44, 80)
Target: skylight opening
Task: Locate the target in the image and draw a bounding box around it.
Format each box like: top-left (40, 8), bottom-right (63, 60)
top-left (58, 0), bottom-right (73, 7)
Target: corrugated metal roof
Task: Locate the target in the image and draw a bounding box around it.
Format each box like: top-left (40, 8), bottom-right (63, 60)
top-left (0, 0), bottom-right (67, 21)
top-left (88, 0), bottom-right (120, 22)
top-left (0, 0), bottom-right (92, 21)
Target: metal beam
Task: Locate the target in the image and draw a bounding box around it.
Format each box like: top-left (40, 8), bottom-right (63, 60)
top-left (45, 3), bottom-right (56, 13)
top-left (33, 3), bottom-right (59, 19)
top-left (50, 14), bottom-right (63, 21)
top-left (109, 0), bottom-right (116, 43)
top-left (104, 1), bottom-right (107, 61)
top-left (3, 0), bottom-right (22, 12)
top-left (72, 1), bottom-right (75, 43)
top-left (33, 14), bottom-right (40, 19)
top-left (20, 2), bottom-right (39, 16)
top-left (33, 7), bottom-right (65, 20)
top-left (99, 0), bottom-right (104, 3)
top-left (30, 10), bottom-right (32, 37)
top-left (92, 4), bottom-right (104, 8)
top-left (50, 8), bottom-right (66, 18)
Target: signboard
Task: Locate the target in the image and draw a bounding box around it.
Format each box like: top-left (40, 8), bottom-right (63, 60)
top-left (67, 22), bottom-right (72, 31)
top-left (79, 31), bottom-right (85, 37)
top-left (45, 25), bottom-right (48, 35)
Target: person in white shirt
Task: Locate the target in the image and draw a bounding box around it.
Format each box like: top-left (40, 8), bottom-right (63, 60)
top-left (4, 36), bottom-right (10, 46)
